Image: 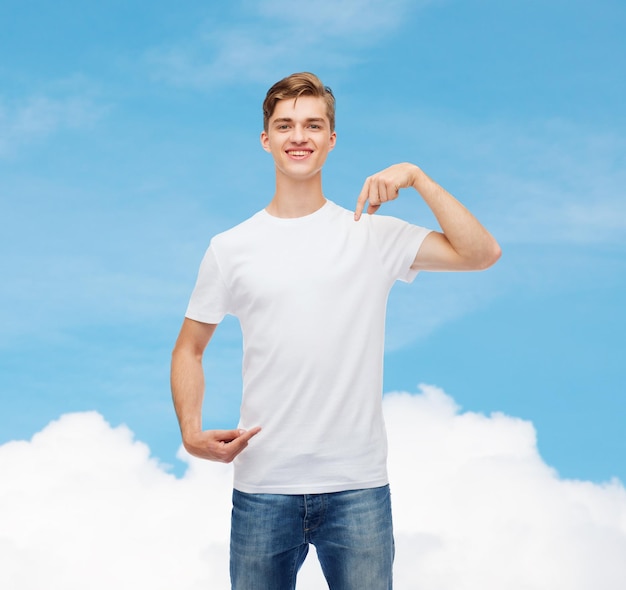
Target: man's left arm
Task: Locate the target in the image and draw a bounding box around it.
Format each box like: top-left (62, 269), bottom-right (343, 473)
top-left (354, 162), bottom-right (501, 272)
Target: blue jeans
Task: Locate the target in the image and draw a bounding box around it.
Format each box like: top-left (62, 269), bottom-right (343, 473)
top-left (230, 485), bottom-right (394, 590)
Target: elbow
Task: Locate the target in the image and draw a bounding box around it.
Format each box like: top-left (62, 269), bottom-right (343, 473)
top-left (475, 240), bottom-right (502, 270)
top-left (459, 238), bottom-right (501, 271)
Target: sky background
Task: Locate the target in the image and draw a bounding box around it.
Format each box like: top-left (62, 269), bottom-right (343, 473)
top-left (1, 1), bottom-right (625, 588)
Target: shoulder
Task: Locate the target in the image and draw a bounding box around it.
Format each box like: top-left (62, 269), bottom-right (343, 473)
top-left (211, 210), bottom-right (267, 248)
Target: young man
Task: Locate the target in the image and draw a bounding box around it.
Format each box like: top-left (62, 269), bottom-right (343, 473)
top-left (171, 72), bottom-right (501, 589)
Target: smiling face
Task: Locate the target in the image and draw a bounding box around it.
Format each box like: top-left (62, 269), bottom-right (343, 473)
top-left (261, 95), bottom-right (337, 183)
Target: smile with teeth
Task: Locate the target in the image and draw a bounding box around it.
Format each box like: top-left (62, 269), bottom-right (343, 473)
top-left (286, 150), bottom-right (313, 158)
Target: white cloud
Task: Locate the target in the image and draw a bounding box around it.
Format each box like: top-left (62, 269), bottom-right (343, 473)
top-left (0, 412), bottom-right (234, 589)
top-left (2, 386), bottom-right (625, 589)
top-left (148, 0), bottom-right (426, 89)
top-left (386, 386), bottom-right (626, 589)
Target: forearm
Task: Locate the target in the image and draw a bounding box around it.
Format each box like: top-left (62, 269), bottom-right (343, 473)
top-left (171, 347), bottom-right (205, 440)
top-left (410, 165), bottom-right (501, 269)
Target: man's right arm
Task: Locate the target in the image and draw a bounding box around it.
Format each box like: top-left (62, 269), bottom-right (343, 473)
top-left (170, 317), bottom-right (261, 463)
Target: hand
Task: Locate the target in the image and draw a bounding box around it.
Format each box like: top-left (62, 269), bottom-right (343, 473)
top-left (354, 162), bottom-right (420, 220)
top-left (182, 427), bottom-right (262, 463)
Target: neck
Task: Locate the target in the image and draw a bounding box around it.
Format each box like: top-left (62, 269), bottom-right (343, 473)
top-left (265, 171), bottom-right (326, 218)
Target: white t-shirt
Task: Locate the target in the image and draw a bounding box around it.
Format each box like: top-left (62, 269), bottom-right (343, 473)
top-left (186, 200), bottom-right (431, 494)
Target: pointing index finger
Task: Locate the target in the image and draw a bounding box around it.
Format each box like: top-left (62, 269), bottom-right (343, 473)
top-left (354, 178), bottom-right (370, 221)
top-left (231, 426), bottom-right (261, 445)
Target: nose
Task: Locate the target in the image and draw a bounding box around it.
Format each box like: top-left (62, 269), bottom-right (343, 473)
top-left (290, 124), bottom-right (306, 143)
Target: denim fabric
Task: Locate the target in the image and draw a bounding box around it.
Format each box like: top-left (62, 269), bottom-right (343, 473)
top-left (230, 485), bottom-right (394, 590)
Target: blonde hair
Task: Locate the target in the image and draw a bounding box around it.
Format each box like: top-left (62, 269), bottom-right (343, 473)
top-left (263, 72), bottom-right (335, 132)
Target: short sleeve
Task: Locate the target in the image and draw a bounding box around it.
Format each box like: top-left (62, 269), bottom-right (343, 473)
top-left (185, 244), bottom-right (231, 324)
top-left (369, 215), bottom-right (432, 283)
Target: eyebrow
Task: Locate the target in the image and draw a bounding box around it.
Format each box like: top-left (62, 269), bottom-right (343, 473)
top-left (272, 117), bottom-right (326, 125)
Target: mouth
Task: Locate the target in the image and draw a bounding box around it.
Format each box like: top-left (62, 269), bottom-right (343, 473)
top-left (286, 149), bottom-right (313, 159)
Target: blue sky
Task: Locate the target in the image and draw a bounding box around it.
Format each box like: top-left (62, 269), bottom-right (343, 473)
top-left (1, 0), bottom-right (625, 495)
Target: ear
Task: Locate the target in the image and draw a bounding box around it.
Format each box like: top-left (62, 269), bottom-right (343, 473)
top-left (328, 131), bottom-right (337, 151)
top-left (260, 131), bottom-right (271, 152)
